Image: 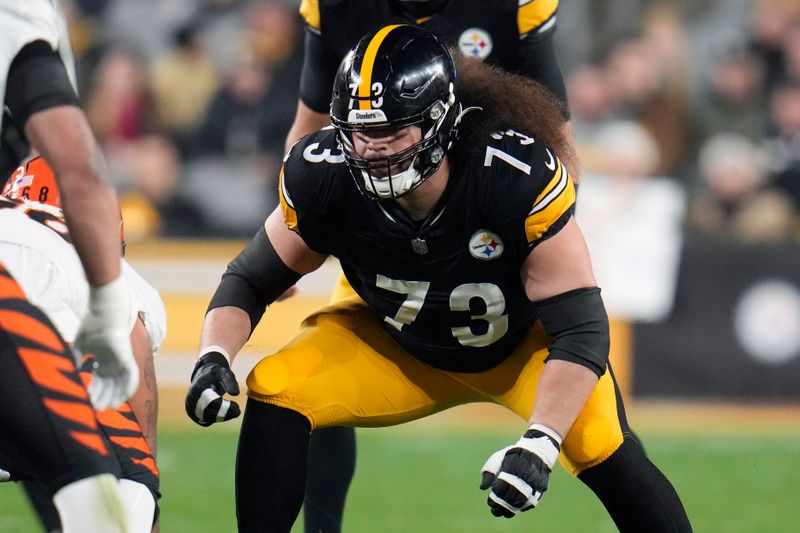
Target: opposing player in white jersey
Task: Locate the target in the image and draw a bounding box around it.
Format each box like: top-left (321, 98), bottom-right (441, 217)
top-left (0, 1), bottom-right (141, 530)
top-left (0, 156), bottom-right (166, 532)
top-left (0, 0), bottom-right (138, 398)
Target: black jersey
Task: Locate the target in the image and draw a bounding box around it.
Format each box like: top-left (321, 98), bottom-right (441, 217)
top-left (298, 0), bottom-right (566, 114)
top-left (279, 125), bottom-right (576, 372)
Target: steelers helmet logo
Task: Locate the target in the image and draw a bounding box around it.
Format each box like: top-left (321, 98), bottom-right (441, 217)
top-left (458, 28), bottom-right (492, 59)
top-left (469, 230), bottom-right (504, 260)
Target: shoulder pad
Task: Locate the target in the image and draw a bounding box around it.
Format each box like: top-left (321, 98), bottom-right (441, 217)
top-left (483, 129), bottom-right (575, 245)
top-left (299, 0), bottom-right (320, 30)
top-left (286, 127), bottom-right (345, 167)
top-left (280, 128), bottom-right (346, 232)
top-left (517, 0), bottom-right (558, 38)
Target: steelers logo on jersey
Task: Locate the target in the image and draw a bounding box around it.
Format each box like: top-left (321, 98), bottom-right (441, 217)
top-left (458, 27), bottom-right (493, 59)
top-left (469, 230), bottom-right (504, 260)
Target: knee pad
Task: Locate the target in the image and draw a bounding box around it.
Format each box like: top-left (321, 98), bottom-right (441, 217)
top-left (54, 474), bottom-right (127, 533)
top-left (118, 479), bottom-right (156, 533)
top-left (559, 369), bottom-right (626, 475)
top-left (560, 414), bottom-right (624, 475)
top-left (247, 354), bottom-right (292, 397)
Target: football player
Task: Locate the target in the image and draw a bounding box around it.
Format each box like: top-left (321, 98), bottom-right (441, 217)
top-left (0, 1), bottom-right (141, 530)
top-left (287, 2), bottom-right (575, 530)
top-left (0, 157), bottom-right (166, 532)
top-left (187, 26), bottom-right (692, 532)
top-left (288, 0), bottom-right (570, 152)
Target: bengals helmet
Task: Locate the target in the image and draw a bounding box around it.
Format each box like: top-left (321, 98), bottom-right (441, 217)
top-left (330, 24), bottom-right (460, 199)
top-left (3, 156), bottom-right (61, 208)
top-left (3, 156), bottom-right (127, 255)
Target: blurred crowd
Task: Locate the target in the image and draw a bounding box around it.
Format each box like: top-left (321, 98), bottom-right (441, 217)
top-left (566, 0), bottom-right (800, 245)
top-left (2, 0), bottom-right (800, 244)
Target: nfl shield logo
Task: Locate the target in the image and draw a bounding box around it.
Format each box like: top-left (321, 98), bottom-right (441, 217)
top-left (411, 237), bottom-right (428, 255)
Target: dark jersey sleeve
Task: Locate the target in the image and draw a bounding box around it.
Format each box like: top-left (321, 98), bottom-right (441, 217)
top-left (298, 28), bottom-right (342, 113)
top-left (513, 33), bottom-right (569, 118)
top-left (511, 0), bottom-right (568, 118)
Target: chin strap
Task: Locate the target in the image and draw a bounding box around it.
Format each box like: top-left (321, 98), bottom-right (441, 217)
top-left (454, 105), bottom-right (482, 127)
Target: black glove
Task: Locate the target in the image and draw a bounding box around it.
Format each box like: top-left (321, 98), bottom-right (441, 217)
top-left (185, 351), bottom-right (241, 426)
top-left (480, 424), bottom-right (562, 518)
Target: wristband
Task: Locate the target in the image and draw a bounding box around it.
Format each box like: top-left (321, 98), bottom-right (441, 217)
top-left (191, 351), bottom-right (229, 381)
top-left (526, 423), bottom-right (563, 447)
top-left (198, 345), bottom-right (231, 365)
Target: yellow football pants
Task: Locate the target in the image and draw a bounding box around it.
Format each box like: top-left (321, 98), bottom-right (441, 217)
top-left (247, 298), bottom-right (624, 475)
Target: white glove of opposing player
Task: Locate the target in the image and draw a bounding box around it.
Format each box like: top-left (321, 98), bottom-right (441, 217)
top-left (73, 276), bottom-right (138, 410)
top-left (480, 423), bottom-right (562, 518)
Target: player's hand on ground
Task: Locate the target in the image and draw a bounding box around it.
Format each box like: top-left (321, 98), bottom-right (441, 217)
top-left (185, 351), bottom-right (241, 426)
top-left (480, 424), bottom-right (562, 518)
top-left (74, 276), bottom-right (138, 410)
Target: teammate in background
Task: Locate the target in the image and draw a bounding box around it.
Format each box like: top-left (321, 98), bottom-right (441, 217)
top-left (285, 2), bottom-right (575, 529)
top-left (0, 157), bottom-right (165, 532)
top-left (187, 26), bottom-right (691, 532)
top-left (0, 0), bottom-right (142, 530)
top-left (288, 0), bottom-right (571, 153)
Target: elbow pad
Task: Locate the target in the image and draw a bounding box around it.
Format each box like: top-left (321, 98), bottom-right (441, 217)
top-left (6, 41), bottom-right (80, 127)
top-left (534, 287), bottom-right (609, 377)
top-left (207, 227), bottom-right (301, 332)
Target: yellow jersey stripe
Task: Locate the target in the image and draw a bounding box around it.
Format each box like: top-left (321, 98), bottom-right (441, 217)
top-left (530, 151), bottom-right (563, 212)
top-left (525, 160), bottom-right (575, 243)
top-left (278, 167), bottom-right (299, 232)
top-left (358, 24), bottom-right (403, 110)
top-left (518, 0), bottom-right (558, 37)
top-left (299, 0), bottom-right (320, 30)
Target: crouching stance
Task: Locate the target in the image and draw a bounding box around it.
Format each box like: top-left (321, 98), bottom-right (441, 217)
top-left (186, 25), bottom-right (692, 532)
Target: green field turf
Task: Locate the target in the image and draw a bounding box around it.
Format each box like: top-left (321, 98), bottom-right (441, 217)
top-left (1, 424), bottom-right (798, 532)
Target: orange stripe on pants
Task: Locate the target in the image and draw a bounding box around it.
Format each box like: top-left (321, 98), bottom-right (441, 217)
top-left (43, 398), bottom-right (99, 432)
top-left (0, 274), bottom-right (27, 300)
top-left (17, 347), bottom-right (88, 400)
top-left (69, 430), bottom-right (109, 456)
top-left (0, 309), bottom-right (64, 353)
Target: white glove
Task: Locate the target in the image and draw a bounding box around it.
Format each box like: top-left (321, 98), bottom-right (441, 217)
top-left (74, 276), bottom-right (138, 410)
top-left (0, 466), bottom-right (10, 482)
top-left (480, 423), bottom-right (562, 518)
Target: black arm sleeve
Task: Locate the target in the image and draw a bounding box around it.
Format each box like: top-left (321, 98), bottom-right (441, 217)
top-left (5, 40), bottom-right (80, 127)
top-left (535, 287), bottom-right (609, 377)
top-left (207, 227), bottom-right (301, 332)
top-left (298, 28), bottom-right (342, 113)
top-left (513, 33), bottom-right (569, 119)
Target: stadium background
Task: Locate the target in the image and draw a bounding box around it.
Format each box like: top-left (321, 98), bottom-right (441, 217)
top-left (2, 0), bottom-right (800, 531)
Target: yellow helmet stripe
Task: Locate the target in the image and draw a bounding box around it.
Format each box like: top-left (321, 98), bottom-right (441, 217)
top-left (358, 24), bottom-right (403, 110)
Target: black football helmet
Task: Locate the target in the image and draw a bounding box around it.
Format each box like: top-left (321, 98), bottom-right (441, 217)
top-left (330, 24), bottom-right (460, 199)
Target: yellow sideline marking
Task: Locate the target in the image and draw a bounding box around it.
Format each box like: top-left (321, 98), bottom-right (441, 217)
top-left (125, 239), bottom-right (246, 260)
top-left (160, 294), bottom-right (330, 351)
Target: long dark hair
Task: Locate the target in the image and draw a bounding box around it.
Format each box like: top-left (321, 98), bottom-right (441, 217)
top-left (451, 54), bottom-right (576, 173)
